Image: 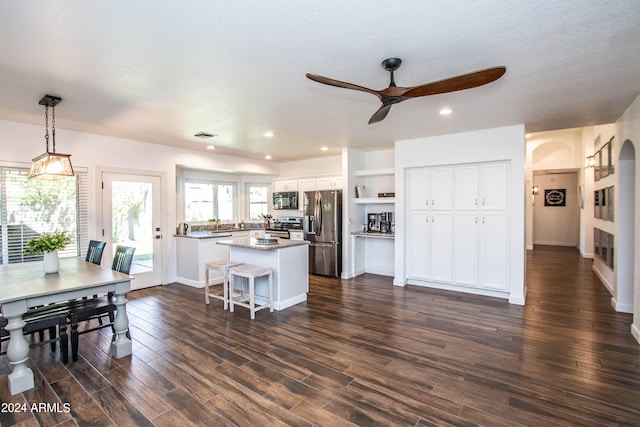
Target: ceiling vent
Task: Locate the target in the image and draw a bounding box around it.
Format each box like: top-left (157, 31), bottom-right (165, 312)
top-left (194, 132), bottom-right (216, 139)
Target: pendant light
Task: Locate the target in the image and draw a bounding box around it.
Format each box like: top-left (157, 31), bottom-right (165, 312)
top-left (28, 95), bottom-right (74, 179)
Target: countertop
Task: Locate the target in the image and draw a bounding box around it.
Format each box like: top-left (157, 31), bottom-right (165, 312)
top-left (175, 227), bottom-right (266, 239)
top-left (217, 237), bottom-right (309, 250)
top-left (351, 231), bottom-right (395, 238)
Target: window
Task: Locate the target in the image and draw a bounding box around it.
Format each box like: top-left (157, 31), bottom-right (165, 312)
top-left (246, 183), bottom-right (269, 220)
top-left (185, 180), bottom-right (235, 221)
top-left (0, 165), bottom-right (88, 264)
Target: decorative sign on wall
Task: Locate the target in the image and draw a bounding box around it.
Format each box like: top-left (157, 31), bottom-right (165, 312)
top-left (544, 189), bottom-right (566, 206)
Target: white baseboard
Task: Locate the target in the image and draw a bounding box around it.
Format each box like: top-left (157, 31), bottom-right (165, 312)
top-left (611, 297), bottom-right (634, 314)
top-left (274, 293), bottom-right (307, 310)
top-left (592, 265), bottom-right (613, 294)
top-left (632, 323), bottom-right (640, 344)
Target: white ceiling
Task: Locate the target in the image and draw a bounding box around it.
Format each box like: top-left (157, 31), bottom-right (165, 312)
top-left (0, 1), bottom-right (639, 162)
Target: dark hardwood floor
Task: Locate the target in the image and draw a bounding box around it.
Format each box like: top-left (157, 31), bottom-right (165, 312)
top-left (2, 245), bottom-right (640, 426)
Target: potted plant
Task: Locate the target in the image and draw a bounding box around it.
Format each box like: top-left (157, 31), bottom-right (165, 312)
top-left (24, 231), bottom-right (72, 273)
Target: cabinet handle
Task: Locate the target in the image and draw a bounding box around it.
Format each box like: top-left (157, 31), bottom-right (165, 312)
top-left (475, 217), bottom-right (477, 224)
top-left (482, 217), bottom-right (485, 224)
top-left (483, 198), bottom-right (485, 206)
top-left (475, 198), bottom-right (477, 206)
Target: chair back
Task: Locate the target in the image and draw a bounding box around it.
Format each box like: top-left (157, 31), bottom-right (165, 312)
top-left (112, 245), bottom-right (136, 275)
top-left (85, 240), bottom-right (107, 265)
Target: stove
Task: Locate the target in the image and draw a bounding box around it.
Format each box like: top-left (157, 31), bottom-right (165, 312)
top-left (266, 216), bottom-right (302, 238)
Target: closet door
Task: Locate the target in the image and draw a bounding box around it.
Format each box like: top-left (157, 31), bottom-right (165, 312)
top-left (454, 211), bottom-right (479, 286)
top-left (408, 168), bottom-right (430, 210)
top-left (455, 165), bottom-right (478, 211)
top-left (479, 211), bottom-right (508, 290)
top-left (481, 163), bottom-right (508, 210)
top-left (407, 211), bottom-right (429, 279)
top-left (430, 167), bottom-right (453, 210)
top-left (429, 211), bottom-right (453, 283)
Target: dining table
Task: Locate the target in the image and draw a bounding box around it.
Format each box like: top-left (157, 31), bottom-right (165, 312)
top-left (0, 256), bottom-right (133, 395)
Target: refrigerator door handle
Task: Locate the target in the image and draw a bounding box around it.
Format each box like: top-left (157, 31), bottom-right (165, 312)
top-left (315, 191), bottom-right (323, 235)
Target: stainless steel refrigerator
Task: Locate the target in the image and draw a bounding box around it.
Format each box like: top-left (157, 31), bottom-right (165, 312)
top-left (303, 190), bottom-right (342, 277)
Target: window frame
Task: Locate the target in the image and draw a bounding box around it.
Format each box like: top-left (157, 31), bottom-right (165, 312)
top-left (245, 182), bottom-right (270, 221)
top-left (184, 178), bottom-right (237, 222)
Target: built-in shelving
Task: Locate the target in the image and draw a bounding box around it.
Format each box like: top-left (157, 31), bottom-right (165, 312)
top-left (354, 167), bottom-right (394, 177)
top-left (354, 197), bottom-right (395, 204)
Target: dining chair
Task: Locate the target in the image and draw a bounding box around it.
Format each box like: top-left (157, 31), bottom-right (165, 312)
top-left (1, 305), bottom-right (69, 364)
top-left (68, 245), bottom-right (135, 361)
top-left (85, 240), bottom-right (106, 265)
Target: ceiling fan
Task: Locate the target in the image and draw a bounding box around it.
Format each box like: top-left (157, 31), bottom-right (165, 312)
top-left (306, 58), bottom-right (506, 124)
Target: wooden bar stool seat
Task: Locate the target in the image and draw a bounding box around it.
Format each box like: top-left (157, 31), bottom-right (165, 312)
top-left (228, 264), bottom-right (274, 319)
top-left (205, 260), bottom-right (242, 310)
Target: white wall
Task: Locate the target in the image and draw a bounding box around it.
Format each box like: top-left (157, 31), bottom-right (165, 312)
top-left (615, 93), bottom-right (640, 342)
top-left (532, 172), bottom-right (579, 246)
top-left (0, 119), bottom-right (279, 284)
top-left (278, 155), bottom-right (342, 177)
top-left (394, 124), bottom-right (526, 305)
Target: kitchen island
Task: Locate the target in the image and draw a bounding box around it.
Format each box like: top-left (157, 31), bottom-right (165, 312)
top-left (216, 237), bottom-right (309, 310)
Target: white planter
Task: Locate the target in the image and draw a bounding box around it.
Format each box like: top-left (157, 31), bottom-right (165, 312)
top-left (43, 250), bottom-right (60, 274)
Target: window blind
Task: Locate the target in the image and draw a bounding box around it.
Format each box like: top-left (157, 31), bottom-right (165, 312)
top-left (0, 165), bottom-right (88, 265)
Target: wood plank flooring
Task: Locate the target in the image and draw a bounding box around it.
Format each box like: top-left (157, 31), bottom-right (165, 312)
top-left (2, 245), bottom-right (640, 426)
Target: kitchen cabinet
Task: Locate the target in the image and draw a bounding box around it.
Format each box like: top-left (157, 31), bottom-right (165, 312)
top-left (407, 161), bottom-right (509, 294)
top-left (407, 205), bottom-right (453, 283)
top-left (298, 179), bottom-right (317, 193)
top-left (316, 176), bottom-right (342, 190)
top-left (407, 167), bottom-right (452, 210)
top-left (274, 180), bottom-right (298, 192)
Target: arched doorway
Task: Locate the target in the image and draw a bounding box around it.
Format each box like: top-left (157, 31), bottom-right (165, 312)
top-left (617, 140), bottom-right (637, 336)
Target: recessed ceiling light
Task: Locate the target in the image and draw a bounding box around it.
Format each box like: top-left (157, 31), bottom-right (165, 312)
top-left (526, 133), bottom-right (532, 138)
top-left (206, 145), bottom-right (215, 150)
top-left (264, 131), bottom-right (274, 137)
top-left (321, 146), bottom-right (328, 151)
top-left (265, 155), bottom-right (272, 160)
top-left (439, 108), bottom-right (452, 115)
top-left (194, 132), bottom-right (217, 139)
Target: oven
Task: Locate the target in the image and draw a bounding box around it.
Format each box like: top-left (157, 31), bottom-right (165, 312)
top-left (266, 216), bottom-right (303, 239)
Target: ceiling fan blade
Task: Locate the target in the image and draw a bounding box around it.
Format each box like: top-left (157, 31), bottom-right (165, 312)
top-left (306, 73), bottom-right (382, 99)
top-left (402, 66), bottom-right (506, 98)
top-left (368, 104), bottom-right (393, 124)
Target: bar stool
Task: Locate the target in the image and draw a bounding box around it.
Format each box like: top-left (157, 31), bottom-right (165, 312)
top-left (205, 260), bottom-right (241, 310)
top-left (228, 264), bottom-right (274, 319)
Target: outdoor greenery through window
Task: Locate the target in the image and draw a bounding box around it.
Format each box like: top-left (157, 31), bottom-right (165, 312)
top-left (247, 183), bottom-right (269, 220)
top-left (0, 165), bottom-right (88, 264)
top-left (185, 180), bottom-right (235, 221)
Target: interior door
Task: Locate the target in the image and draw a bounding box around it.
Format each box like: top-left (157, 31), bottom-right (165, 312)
top-left (102, 172), bottom-right (162, 289)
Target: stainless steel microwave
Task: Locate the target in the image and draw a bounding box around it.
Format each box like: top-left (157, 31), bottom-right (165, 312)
top-left (273, 191), bottom-right (298, 210)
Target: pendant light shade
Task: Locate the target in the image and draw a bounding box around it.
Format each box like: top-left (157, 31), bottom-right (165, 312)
top-left (28, 95), bottom-right (74, 180)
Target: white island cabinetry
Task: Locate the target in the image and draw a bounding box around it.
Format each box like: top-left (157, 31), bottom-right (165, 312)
top-left (217, 238), bottom-right (309, 310)
top-left (176, 231), bottom-right (250, 287)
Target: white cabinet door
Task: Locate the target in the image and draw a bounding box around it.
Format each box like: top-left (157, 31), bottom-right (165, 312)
top-left (274, 180), bottom-right (298, 192)
top-left (430, 167), bottom-right (453, 210)
top-left (408, 212), bottom-right (429, 279)
top-left (298, 179), bottom-right (317, 193)
top-left (479, 211), bottom-right (508, 290)
top-left (455, 165), bottom-right (478, 211)
top-left (408, 168), bottom-right (429, 210)
top-left (481, 163), bottom-right (507, 210)
top-left (454, 211), bottom-right (479, 286)
top-left (316, 176), bottom-right (342, 190)
top-left (430, 211), bottom-right (453, 283)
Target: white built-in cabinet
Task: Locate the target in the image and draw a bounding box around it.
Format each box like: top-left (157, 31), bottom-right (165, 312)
top-left (407, 161), bottom-right (509, 294)
top-left (274, 176), bottom-right (341, 197)
top-left (274, 180), bottom-right (298, 192)
top-left (316, 176), bottom-right (342, 190)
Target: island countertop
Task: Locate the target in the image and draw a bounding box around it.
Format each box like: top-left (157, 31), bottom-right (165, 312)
top-left (217, 237), bottom-right (309, 250)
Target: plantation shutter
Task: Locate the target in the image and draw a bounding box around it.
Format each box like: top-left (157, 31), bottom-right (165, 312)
top-left (0, 163), bottom-right (88, 265)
